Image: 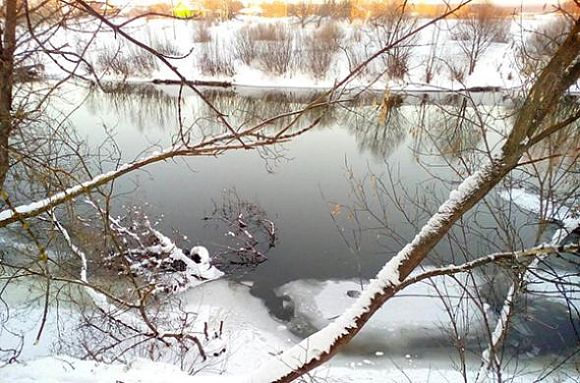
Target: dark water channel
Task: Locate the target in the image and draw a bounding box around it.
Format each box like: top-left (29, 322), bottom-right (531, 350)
top-left (57, 83), bottom-right (577, 356)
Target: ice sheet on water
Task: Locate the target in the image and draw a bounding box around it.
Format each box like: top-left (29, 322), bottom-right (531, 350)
top-left (178, 280), bottom-right (298, 374)
top-left (275, 273), bottom-right (491, 349)
top-left (0, 304), bottom-right (79, 362)
top-left (499, 187), bottom-right (579, 234)
top-left (498, 188), bottom-right (579, 301)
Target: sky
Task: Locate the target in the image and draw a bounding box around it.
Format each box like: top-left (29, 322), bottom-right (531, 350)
top-left (114, 0), bottom-right (562, 3)
top-left (417, 0), bottom-right (560, 4)
top-left (110, 0), bottom-right (563, 8)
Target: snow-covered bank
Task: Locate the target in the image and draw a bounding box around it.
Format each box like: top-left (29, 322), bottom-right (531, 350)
top-left (3, 273), bottom-right (578, 382)
top-left (0, 278), bottom-right (295, 372)
top-left (0, 356), bottom-right (229, 383)
top-left (7, 355), bottom-right (577, 383)
top-left (34, 15), bottom-right (580, 95)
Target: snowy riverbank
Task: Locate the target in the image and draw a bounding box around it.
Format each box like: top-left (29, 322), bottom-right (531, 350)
top-left (3, 277), bottom-right (578, 383)
top-left (36, 14), bottom-right (580, 94)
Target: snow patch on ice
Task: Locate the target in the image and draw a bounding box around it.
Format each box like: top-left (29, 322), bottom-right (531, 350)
top-left (276, 274), bottom-right (490, 348)
top-left (499, 187), bottom-right (579, 244)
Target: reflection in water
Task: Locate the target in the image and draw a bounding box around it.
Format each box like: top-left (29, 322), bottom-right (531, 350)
top-left (345, 93), bottom-right (409, 158)
top-left (189, 89), bottom-right (347, 138)
top-left (84, 84), bottom-right (512, 164)
top-left (60, 84), bottom-right (579, 361)
top-left (419, 97), bottom-right (483, 161)
top-left (86, 83), bottom-right (179, 131)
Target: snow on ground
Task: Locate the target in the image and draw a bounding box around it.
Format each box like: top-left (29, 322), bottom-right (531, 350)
top-left (2, 277), bottom-right (578, 382)
top-left (0, 284), bottom-right (80, 363)
top-left (0, 278), bottom-right (296, 378)
top-left (0, 355), bottom-right (519, 383)
top-left (4, 354), bottom-right (578, 383)
top-left (0, 356), bottom-right (230, 383)
top-left (33, 14), bottom-right (577, 93)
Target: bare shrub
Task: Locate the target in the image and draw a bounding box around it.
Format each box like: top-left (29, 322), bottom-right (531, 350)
top-left (386, 55), bottom-right (409, 79)
top-left (151, 35), bottom-right (182, 56)
top-left (302, 21), bottom-right (344, 79)
top-left (343, 44), bottom-right (369, 75)
top-left (234, 23), bottom-right (293, 69)
top-left (349, 22), bottom-right (363, 43)
top-left (317, 0), bottom-right (352, 22)
top-left (197, 39), bottom-right (235, 77)
top-left (518, 17), bottom-right (573, 76)
top-left (451, 2), bottom-right (511, 75)
top-left (423, 26), bottom-right (442, 84)
top-left (449, 61), bottom-right (466, 83)
top-left (96, 44), bottom-right (157, 78)
top-left (193, 20), bottom-right (212, 43)
top-left (256, 25), bottom-right (295, 75)
top-left (202, 188), bottom-right (278, 272)
top-left (289, 1), bottom-right (316, 28)
top-left (249, 23), bottom-right (283, 41)
top-left (367, 1), bottom-right (417, 80)
top-left (316, 20), bottom-right (344, 45)
top-left (343, 25), bottom-right (375, 79)
top-left (232, 24), bottom-right (258, 65)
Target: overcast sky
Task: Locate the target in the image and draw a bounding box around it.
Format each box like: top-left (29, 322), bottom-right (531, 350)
top-left (111, 0), bottom-right (562, 7)
top-left (407, 0), bottom-right (559, 4)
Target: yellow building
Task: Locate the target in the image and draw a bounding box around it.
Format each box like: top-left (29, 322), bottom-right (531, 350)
top-left (173, 1), bottom-right (206, 18)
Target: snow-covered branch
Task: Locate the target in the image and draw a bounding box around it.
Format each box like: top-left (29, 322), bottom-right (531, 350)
top-left (0, 146), bottom-right (181, 227)
top-left (49, 208), bottom-right (226, 365)
top-left (101, 204), bottom-right (224, 293)
top-left (247, 21), bottom-right (580, 380)
top-left (476, 187), bottom-right (580, 381)
top-left (399, 243), bottom-right (579, 289)
top-left (0, 128), bottom-right (295, 229)
top-left (50, 211), bottom-right (142, 322)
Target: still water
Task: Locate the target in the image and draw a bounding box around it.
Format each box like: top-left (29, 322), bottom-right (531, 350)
top-left (62, 84), bottom-right (502, 291)
top-left (50, 83), bottom-right (576, 357)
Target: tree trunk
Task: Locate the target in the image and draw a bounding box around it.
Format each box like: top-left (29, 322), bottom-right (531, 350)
top-left (0, 0), bottom-right (17, 189)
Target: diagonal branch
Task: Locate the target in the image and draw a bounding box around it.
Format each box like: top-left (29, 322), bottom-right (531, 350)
top-left (246, 17), bottom-right (580, 383)
top-left (0, 130), bottom-right (297, 228)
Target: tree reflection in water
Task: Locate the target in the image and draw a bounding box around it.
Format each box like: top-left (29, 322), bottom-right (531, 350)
top-left (87, 83), bottom-right (179, 132)
top-left (85, 84), bottom-right (520, 164)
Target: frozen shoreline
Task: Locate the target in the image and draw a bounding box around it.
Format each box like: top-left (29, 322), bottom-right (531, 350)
top-left (3, 278), bottom-right (577, 383)
top-left (150, 76), bottom-right (512, 93)
top-left (35, 14), bottom-right (580, 98)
